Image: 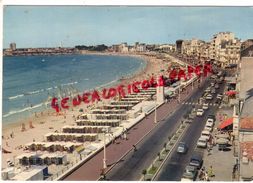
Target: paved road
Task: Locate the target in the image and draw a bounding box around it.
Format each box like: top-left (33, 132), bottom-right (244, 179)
top-left (105, 77), bottom-right (213, 180)
top-left (155, 81), bottom-right (226, 181)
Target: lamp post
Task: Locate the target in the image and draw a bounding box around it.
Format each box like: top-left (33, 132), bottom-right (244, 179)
top-left (102, 128), bottom-right (107, 170)
top-left (154, 101), bottom-right (157, 124)
top-left (178, 87), bottom-right (181, 102)
top-left (192, 78), bottom-right (194, 90)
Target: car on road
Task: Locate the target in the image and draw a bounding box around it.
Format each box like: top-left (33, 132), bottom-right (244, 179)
top-left (210, 82), bottom-right (215, 87)
top-left (196, 109), bottom-right (204, 116)
top-left (215, 84), bottom-right (220, 89)
top-left (211, 89), bottom-right (216, 94)
top-left (202, 103), bottom-right (209, 110)
top-left (200, 130), bottom-right (211, 141)
top-left (205, 87), bottom-right (211, 93)
top-left (207, 114), bottom-right (216, 121)
top-left (181, 165), bottom-right (198, 181)
top-left (197, 136), bottom-right (207, 148)
top-left (177, 142), bottom-right (188, 154)
top-left (189, 154), bottom-right (203, 169)
top-left (211, 75), bottom-right (217, 80)
top-left (217, 94), bottom-right (223, 100)
top-left (206, 94), bottom-right (213, 100)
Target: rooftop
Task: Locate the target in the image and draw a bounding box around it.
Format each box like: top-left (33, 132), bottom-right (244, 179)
top-left (240, 117), bottom-right (253, 131)
top-left (239, 57), bottom-right (253, 117)
top-left (240, 141), bottom-right (253, 161)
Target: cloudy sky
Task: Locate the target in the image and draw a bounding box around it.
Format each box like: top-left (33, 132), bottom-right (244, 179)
top-left (3, 6), bottom-right (253, 48)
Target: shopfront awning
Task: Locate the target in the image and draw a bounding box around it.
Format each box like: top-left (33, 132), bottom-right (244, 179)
top-left (218, 117), bottom-right (233, 129)
top-left (225, 90), bottom-right (237, 96)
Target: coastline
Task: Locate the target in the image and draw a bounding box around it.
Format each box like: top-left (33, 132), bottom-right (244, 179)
top-left (1, 51), bottom-right (169, 168)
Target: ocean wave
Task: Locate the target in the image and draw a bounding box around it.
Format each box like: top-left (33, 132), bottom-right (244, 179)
top-left (61, 81), bottom-right (78, 86)
top-left (95, 78), bottom-right (119, 90)
top-left (25, 89), bottom-right (44, 95)
top-left (8, 94), bottom-right (24, 100)
top-left (3, 102), bottom-right (45, 118)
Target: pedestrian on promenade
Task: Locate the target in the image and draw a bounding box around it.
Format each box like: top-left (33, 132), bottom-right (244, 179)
top-left (123, 132), bottom-right (127, 140)
top-left (199, 169), bottom-right (204, 180)
top-left (204, 171), bottom-right (210, 181)
top-left (208, 166), bottom-right (215, 177)
top-left (133, 145), bottom-right (137, 151)
top-left (207, 144), bottom-right (211, 156)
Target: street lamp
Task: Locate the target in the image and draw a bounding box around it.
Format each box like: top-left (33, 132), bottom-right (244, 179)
top-left (154, 101), bottom-right (157, 124)
top-left (101, 128), bottom-right (107, 170)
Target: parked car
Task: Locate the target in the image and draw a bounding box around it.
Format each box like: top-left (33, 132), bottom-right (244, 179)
top-left (196, 109), bottom-right (204, 116)
top-left (206, 119), bottom-right (214, 127)
top-left (181, 165), bottom-right (198, 181)
top-left (206, 94), bottom-right (213, 100)
top-left (207, 114), bottom-right (216, 121)
top-left (200, 130), bottom-right (211, 141)
top-left (189, 154), bottom-right (203, 169)
top-left (215, 84), bottom-right (220, 89)
top-left (177, 142), bottom-right (188, 154)
top-left (204, 125), bottom-right (213, 132)
top-left (197, 136), bottom-right (207, 148)
top-left (202, 103), bottom-right (209, 110)
top-left (210, 82), bottom-right (215, 87)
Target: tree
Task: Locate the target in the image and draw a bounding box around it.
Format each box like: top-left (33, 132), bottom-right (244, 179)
top-left (164, 142), bottom-right (167, 152)
top-left (157, 152), bottom-right (161, 161)
top-left (142, 169), bottom-right (147, 180)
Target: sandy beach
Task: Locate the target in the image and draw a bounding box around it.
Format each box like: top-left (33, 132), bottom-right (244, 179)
top-left (1, 51), bottom-right (171, 168)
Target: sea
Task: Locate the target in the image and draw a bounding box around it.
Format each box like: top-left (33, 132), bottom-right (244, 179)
top-left (2, 54), bottom-right (146, 126)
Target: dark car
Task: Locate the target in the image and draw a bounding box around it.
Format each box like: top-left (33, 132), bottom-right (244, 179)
top-left (207, 114), bottom-right (216, 121)
top-left (189, 154), bottom-right (203, 169)
top-left (177, 142), bottom-right (188, 154)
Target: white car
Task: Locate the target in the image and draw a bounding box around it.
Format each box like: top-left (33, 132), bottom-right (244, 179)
top-left (205, 88), bottom-right (211, 93)
top-left (197, 136), bottom-right (207, 148)
top-left (215, 84), bottom-right (219, 89)
top-left (206, 120), bottom-right (214, 126)
top-left (201, 130), bottom-right (211, 141)
top-left (196, 109), bottom-right (204, 116)
top-left (202, 103), bottom-right (209, 110)
top-left (206, 94), bottom-right (213, 100)
top-left (217, 94), bottom-right (223, 99)
top-left (204, 124), bottom-right (213, 132)
top-left (206, 118), bottom-right (214, 124)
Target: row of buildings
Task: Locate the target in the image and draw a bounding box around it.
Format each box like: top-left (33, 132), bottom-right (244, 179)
top-left (108, 42), bottom-right (176, 53)
top-left (176, 32), bottom-right (242, 67)
top-left (3, 43), bottom-right (77, 56)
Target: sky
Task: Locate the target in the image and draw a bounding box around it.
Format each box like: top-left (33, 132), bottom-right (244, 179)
top-left (3, 6), bottom-right (253, 48)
